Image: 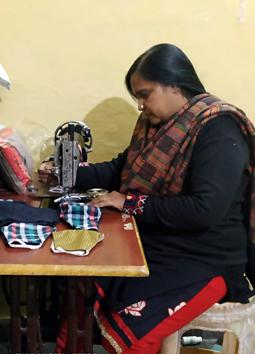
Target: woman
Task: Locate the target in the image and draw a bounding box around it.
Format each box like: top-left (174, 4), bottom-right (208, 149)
top-left (49, 44), bottom-right (255, 353)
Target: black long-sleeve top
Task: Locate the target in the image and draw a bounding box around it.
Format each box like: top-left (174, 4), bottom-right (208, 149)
top-left (76, 116), bottom-right (250, 299)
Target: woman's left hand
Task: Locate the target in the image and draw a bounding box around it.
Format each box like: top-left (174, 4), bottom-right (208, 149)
top-left (88, 191), bottom-right (125, 210)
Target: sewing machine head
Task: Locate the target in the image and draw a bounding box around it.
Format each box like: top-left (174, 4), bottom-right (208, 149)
top-left (52, 121), bottom-right (92, 193)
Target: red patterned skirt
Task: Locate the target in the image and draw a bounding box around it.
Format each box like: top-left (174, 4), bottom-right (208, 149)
top-left (94, 275), bottom-right (227, 354)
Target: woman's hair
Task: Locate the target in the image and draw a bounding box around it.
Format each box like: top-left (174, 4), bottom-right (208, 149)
top-left (125, 43), bottom-right (206, 98)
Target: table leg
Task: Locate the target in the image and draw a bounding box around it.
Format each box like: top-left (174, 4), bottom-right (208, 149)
top-left (10, 276), bottom-right (22, 354)
top-left (81, 277), bottom-right (94, 352)
top-left (67, 277), bottom-right (78, 353)
top-left (27, 276), bottom-right (40, 353)
top-left (9, 276), bottom-right (42, 354)
top-left (67, 277), bottom-right (95, 354)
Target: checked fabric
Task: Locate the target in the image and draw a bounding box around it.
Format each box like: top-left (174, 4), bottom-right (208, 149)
top-left (59, 202), bottom-right (101, 230)
top-left (0, 199), bottom-right (59, 249)
top-left (1, 223), bottom-right (56, 249)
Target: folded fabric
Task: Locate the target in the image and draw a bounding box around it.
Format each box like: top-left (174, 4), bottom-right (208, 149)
top-left (59, 202), bottom-right (101, 230)
top-left (1, 223), bottom-right (56, 249)
top-left (51, 229), bottom-right (104, 256)
top-left (0, 200), bottom-right (60, 227)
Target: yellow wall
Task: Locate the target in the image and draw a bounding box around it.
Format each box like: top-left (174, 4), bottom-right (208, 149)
top-left (0, 0), bottom-right (255, 166)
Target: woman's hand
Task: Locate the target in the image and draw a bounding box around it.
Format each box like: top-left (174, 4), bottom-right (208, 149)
top-left (88, 191), bottom-right (125, 210)
top-left (37, 160), bottom-right (56, 184)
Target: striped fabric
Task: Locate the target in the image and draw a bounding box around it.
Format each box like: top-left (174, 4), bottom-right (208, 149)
top-left (1, 223), bottom-right (55, 249)
top-left (59, 202), bottom-right (101, 230)
top-left (120, 93), bottom-right (255, 242)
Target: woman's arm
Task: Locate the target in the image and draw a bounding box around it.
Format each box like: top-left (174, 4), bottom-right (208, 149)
top-left (75, 149), bottom-right (128, 191)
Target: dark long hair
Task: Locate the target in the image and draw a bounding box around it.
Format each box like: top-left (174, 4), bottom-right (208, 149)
top-left (125, 43), bottom-right (206, 98)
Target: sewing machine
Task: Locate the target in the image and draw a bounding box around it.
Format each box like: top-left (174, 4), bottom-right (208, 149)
top-left (51, 121), bottom-right (92, 194)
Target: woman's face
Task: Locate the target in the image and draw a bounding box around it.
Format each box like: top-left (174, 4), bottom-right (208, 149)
top-left (130, 73), bottom-right (188, 125)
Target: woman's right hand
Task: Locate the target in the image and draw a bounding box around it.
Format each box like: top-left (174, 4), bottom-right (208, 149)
top-left (37, 160), bottom-right (55, 184)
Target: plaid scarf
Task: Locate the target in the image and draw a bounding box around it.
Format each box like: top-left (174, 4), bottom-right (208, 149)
top-left (120, 93), bottom-right (255, 242)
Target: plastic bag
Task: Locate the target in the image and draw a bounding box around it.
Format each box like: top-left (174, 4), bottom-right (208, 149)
top-left (183, 301), bottom-right (255, 354)
top-left (0, 126), bottom-right (34, 194)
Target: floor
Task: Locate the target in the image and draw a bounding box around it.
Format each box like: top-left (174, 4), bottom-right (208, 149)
top-left (0, 319), bottom-right (108, 354)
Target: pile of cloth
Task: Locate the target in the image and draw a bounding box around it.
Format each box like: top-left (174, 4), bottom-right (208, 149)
top-left (0, 200), bottom-right (103, 255)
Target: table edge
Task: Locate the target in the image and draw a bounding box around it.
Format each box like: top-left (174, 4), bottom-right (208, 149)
top-left (0, 264), bottom-right (149, 277)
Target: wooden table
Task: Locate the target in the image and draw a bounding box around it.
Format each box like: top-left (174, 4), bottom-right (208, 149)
top-left (0, 191), bottom-right (149, 353)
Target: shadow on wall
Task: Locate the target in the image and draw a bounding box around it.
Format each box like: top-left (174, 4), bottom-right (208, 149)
top-left (83, 97), bottom-right (138, 163)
